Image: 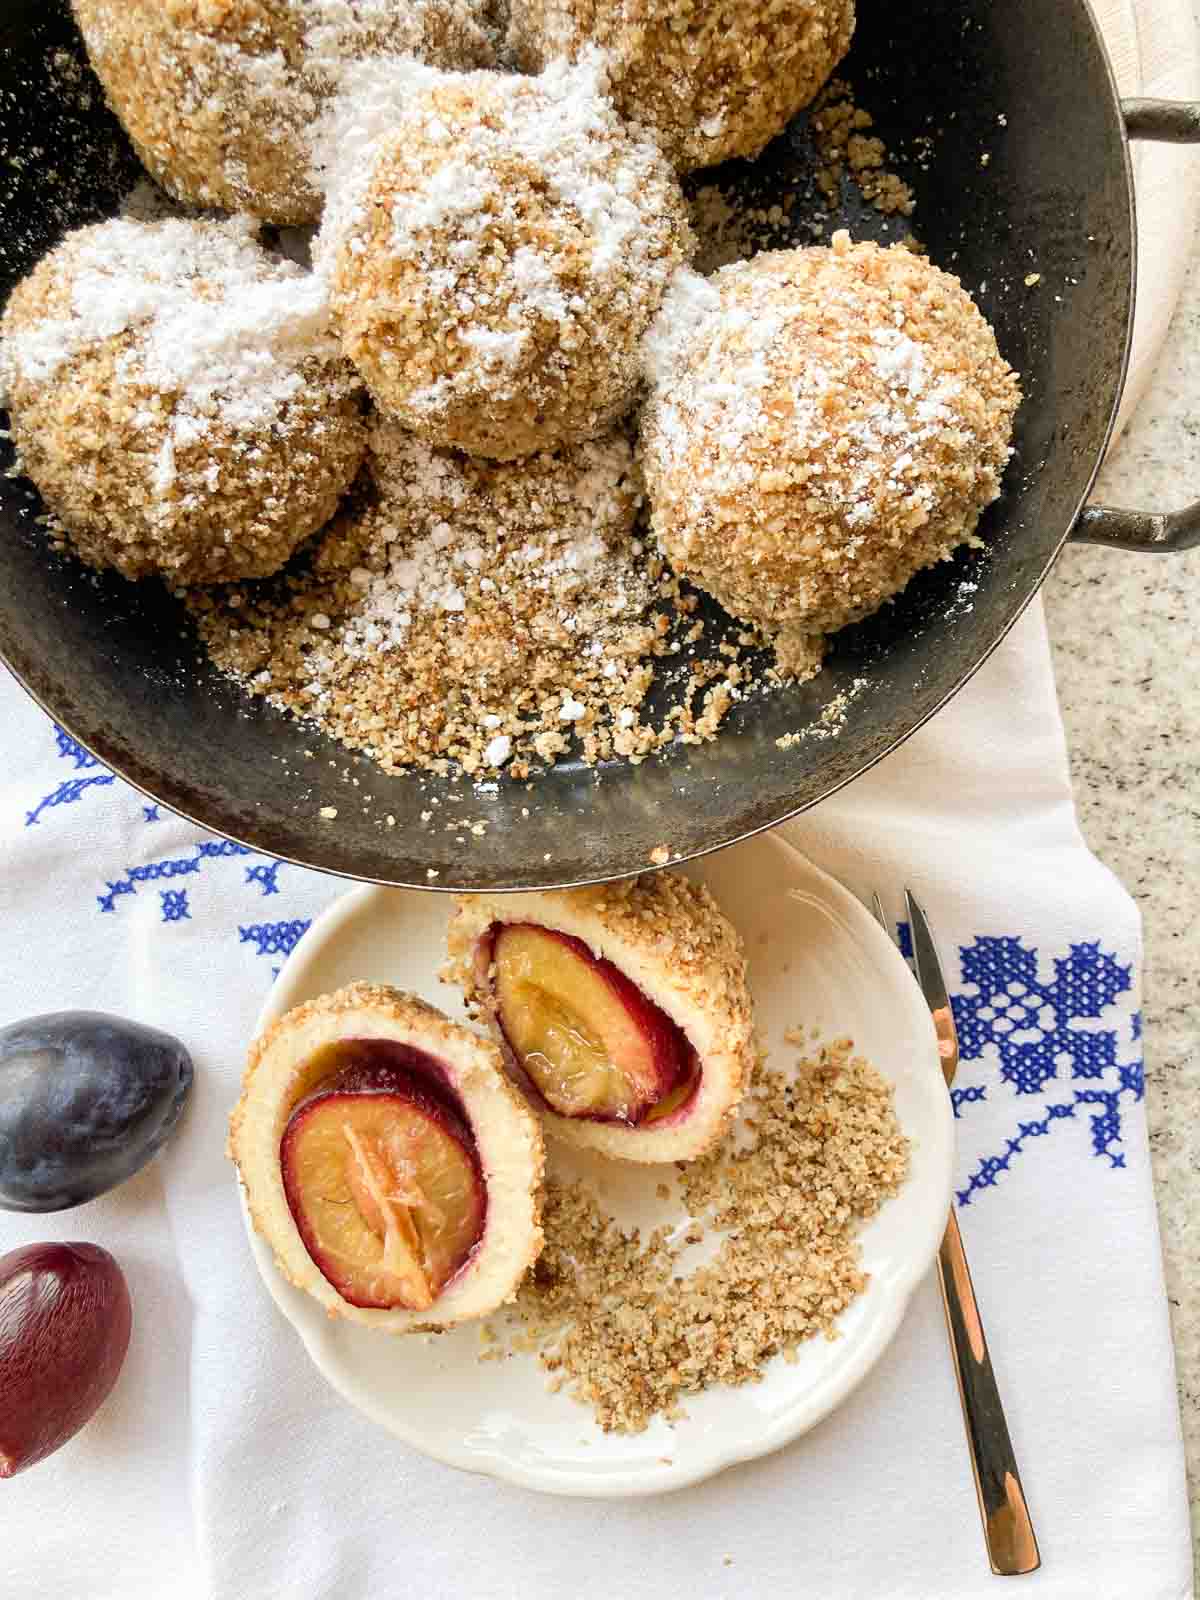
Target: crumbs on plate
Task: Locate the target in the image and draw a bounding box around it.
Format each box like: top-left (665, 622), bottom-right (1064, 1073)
top-left (481, 1033), bottom-right (909, 1433)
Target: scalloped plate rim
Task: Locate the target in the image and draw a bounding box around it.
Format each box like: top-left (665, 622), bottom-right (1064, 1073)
top-left (236, 833), bottom-right (954, 1497)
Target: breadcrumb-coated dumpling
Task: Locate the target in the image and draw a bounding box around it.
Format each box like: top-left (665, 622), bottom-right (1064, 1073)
top-left (72, 0), bottom-right (499, 224)
top-left (324, 57), bottom-right (694, 460)
top-left (446, 872), bottom-right (755, 1164)
top-left (229, 983), bottom-right (545, 1332)
top-left (0, 216), bottom-right (366, 585)
top-left (639, 234), bottom-right (1020, 673)
top-left (507, 0), bottom-right (855, 172)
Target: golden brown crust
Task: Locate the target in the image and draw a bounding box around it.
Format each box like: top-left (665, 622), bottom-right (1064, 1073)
top-left (445, 873), bottom-right (755, 1162)
top-left (329, 63), bottom-right (693, 459)
top-left (229, 981), bottom-right (545, 1332)
top-left (73, 0), bottom-right (497, 223)
top-left (508, 0), bottom-right (854, 171)
top-left (0, 218), bottom-right (366, 585)
top-left (640, 234), bottom-right (1021, 654)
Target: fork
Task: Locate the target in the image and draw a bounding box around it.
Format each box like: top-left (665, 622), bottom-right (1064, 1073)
top-left (873, 889), bottom-right (1041, 1577)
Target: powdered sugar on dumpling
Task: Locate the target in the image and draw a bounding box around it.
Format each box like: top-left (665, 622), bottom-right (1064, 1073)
top-left (319, 56), bottom-right (695, 458)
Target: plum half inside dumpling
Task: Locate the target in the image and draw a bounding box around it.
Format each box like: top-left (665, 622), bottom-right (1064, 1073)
top-left (445, 874), bottom-right (754, 1163)
top-left (229, 984), bottom-right (544, 1330)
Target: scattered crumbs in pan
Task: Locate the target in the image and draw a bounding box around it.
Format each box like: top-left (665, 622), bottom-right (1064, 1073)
top-left (775, 676), bottom-right (870, 748)
top-left (0, 42), bottom-right (1011, 804)
top-left (481, 1034), bottom-right (909, 1434)
top-left (809, 79), bottom-right (916, 218)
top-left (187, 419), bottom-right (762, 778)
top-left (687, 78), bottom-right (919, 277)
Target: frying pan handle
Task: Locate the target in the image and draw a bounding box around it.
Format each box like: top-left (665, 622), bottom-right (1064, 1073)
top-left (1070, 100), bottom-right (1200, 552)
top-left (1072, 504), bottom-right (1200, 552)
top-left (1123, 97), bottom-right (1200, 142)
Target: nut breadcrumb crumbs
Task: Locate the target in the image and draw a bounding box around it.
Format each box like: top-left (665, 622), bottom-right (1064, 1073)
top-left (492, 1036), bottom-right (909, 1433)
top-left (687, 77), bottom-right (917, 279)
top-left (325, 57), bottom-right (693, 459)
top-left (72, 0), bottom-right (498, 224)
top-left (640, 231), bottom-right (1021, 665)
top-left (0, 215), bottom-right (365, 584)
top-left (187, 419), bottom-right (759, 776)
top-left (810, 79), bottom-right (916, 218)
top-left (508, 0), bottom-right (853, 173)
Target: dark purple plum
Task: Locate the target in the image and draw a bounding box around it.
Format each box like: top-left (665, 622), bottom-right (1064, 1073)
top-left (0, 1012), bottom-right (193, 1211)
top-left (0, 1242), bottom-right (132, 1476)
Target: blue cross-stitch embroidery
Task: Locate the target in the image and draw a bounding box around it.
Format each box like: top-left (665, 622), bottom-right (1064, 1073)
top-left (951, 1084), bottom-right (986, 1118)
top-left (22, 708), bottom-right (317, 979)
top-left (239, 918), bottom-right (312, 979)
top-left (98, 854), bottom-right (199, 912)
top-left (25, 723), bottom-right (115, 826)
top-left (26, 773), bottom-right (115, 826)
top-left (98, 838), bottom-right (259, 913)
top-left (245, 861), bottom-right (282, 896)
top-left (196, 839), bottom-right (252, 861)
top-left (239, 919), bottom-right (311, 960)
top-left (160, 889), bottom-right (190, 922)
top-left (944, 933), bottom-right (1140, 1205)
top-left (54, 725), bottom-right (100, 770)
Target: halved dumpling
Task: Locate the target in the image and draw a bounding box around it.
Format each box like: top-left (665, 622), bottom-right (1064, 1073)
top-left (444, 874), bottom-right (754, 1162)
top-left (228, 983), bottom-right (544, 1331)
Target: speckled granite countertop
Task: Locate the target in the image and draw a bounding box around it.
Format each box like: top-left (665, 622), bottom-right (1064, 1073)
top-left (1044, 243), bottom-right (1200, 1565)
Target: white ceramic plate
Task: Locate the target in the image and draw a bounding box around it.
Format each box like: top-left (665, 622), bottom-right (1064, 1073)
top-left (240, 832), bottom-right (953, 1496)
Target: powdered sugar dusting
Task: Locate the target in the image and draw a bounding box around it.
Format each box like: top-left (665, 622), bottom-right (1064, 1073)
top-left (871, 326), bottom-right (929, 395)
top-left (344, 423), bottom-right (647, 660)
top-left (189, 413), bottom-right (761, 775)
top-left (0, 215), bottom-right (338, 435)
top-left (641, 231), bottom-right (1021, 652)
top-left (317, 54), bottom-right (693, 456)
top-left (309, 54), bottom-right (447, 272)
top-left (640, 266), bottom-right (723, 388)
top-left (75, 0), bottom-right (496, 222)
top-left (1, 212), bottom-right (364, 583)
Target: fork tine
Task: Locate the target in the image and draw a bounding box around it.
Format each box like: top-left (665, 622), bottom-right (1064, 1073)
top-left (870, 892), bottom-right (890, 938)
top-left (904, 888), bottom-right (951, 1017)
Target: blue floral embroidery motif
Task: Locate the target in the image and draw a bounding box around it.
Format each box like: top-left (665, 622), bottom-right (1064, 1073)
top-left (25, 724), bottom-right (115, 826)
top-left (26, 709), bottom-right (1145, 1206)
top-left (946, 933), bottom-right (1141, 1206)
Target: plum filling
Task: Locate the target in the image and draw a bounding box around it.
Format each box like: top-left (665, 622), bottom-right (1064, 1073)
top-left (484, 924), bottom-right (701, 1126)
top-left (280, 1040), bottom-right (486, 1312)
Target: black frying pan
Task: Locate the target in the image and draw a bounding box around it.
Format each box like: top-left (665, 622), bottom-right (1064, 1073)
top-left (0, 0), bottom-right (1196, 890)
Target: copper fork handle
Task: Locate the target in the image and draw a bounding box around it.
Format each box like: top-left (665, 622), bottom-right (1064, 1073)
top-left (937, 1209), bottom-right (1041, 1576)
